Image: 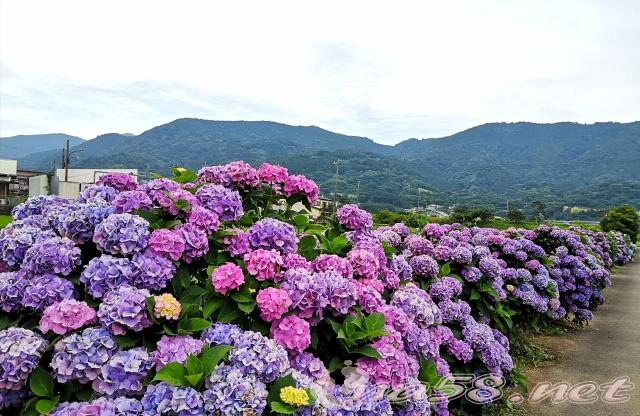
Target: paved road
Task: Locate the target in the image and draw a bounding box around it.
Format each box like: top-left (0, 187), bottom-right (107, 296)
top-left (524, 260), bottom-right (640, 415)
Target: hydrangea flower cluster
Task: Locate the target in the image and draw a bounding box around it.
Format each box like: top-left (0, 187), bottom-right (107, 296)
top-left (0, 162), bottom-right (634, 415)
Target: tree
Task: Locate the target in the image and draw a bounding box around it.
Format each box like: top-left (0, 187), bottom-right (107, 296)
top-left (506, 209), bottom-right (525, 223)
top-left (532, 201), bottom-right (546, 223)
top-left (601, 204), bottom-right (639, 242)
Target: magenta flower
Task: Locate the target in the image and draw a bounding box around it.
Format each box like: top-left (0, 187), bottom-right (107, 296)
top-left (40, 299), bottom-right (97, 335)
top-left (256, 287), bottom-right (291, 322)
top-left (283, 175), bottom-right (319, 205)
top-left (270, 315), bottom-right (311, 353)
top-left (147, 229), bottom-right (185, 261)
top-left (257, 163), bottom-right (288, 184)
top-left (211, 263), bottom-right (245, 295)
top-left (244, 249), bottom-right (283, 281)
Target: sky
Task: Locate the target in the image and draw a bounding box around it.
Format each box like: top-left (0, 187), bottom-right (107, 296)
top-left (1, 0), bottom-right (639, 145)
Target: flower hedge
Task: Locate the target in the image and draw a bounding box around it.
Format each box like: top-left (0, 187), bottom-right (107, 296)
top-left (0, 162), bottom-right (635, 415)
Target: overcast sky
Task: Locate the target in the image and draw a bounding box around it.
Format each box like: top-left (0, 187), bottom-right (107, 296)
top-left (1, 0), bottom-right (638, 145)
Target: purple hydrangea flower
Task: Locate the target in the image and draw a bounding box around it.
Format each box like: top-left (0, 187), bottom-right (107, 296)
top-left (410, 255), bottom-right (439, 278)
top-left (131, 251), bottom-right (176, 291)
top-left (80, 255), bottom-right (138, 298)
top-left (22, 274), bottom-right (75, 311)
top-left (318, 270), bottom-right (358, 315)
top-left (50, 326), bottom-right (118, 384)
top-left (197, 166), bottom-right (232, 187)
top-left (336, 204), bottom-right (373, 230)
top-left (174, 223), bottom-right (208, 262)
top-left (428, 277), bottom-right (463, 300)
top-left (93, 348), bottom-right (153, 396)
top-left (98, 285), bottom-right (152, 335)
top-left (247, 218), bottom-right (298, 254)
top-left (96, 172), bottom-right (138, 192)
top-left (21, 236), bottom-right (81, 276)
top-left (201, 322), bottom-right (242, 347)
top-left (195, 184), bottom-right (243, 222)
top-left (283, 175), bottom-right (319, 205)
top-left (56, 202), bottom-right (116, 244)
top-left (151, 336), bottom-right (204, 369)
top-left (141, 382), bottom-right (204, 416)
top-left (0, 272), bottom-right (28, 312)
top-left (312, 254), bottom-right (353, 278)
top-left (280, 268), bottom-right (328, 319)
top-left (147, 228), bottom-right (185, 261)
top-left (0, 328), bottom-right (48, 390)
top-left (76, 184), bottom-right (118, 203)
top-left (228, 329), bottom-right (289, 383)
top-left (391, 284), bottom-right (440, 329)
top-left (0, 225), bottom-right (57, 268)
top-left (93, 213), bottom-right (150, 255)
top-left (112, 190), bottom-right (153, 214)
top-left (221, 228), bottom-right (250, 256)
top-left (203, 363), bottom-right (267, 415)
top-left (187, 205), bottom-right (220, 234)
top-left (11, 195), bottom-right (68, 220)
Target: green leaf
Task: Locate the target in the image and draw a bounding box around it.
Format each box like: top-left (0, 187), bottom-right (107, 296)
top-left (179, 318), bottom-right (212, 332)
top-left (440, 263), bottom-right (451, 276)
top-left (230, 292), bottom-right (253, 303)
top-left (114, 334), bottom-right (141, 349)
top-left (153, 362), bottom-right (187, 386)
top-left (203, 297), bottom-right (225, 318)
top-left (470, 289), bottom-right (481, 300)
top-left (293, 214), bottom-right (309, 227)
top-left (237, 301), bottom-right (256, 314)
top-left (200, 345), bottom-right (232, 376)
top-left (354, 345), bottom-right (382, 359)
top-left (35, 399), bottom-right (56, 414)
top-left (185, 355), bottom-right (203, 375)
top-left (328, 357), bottom-right (345, 373)
top-left (270, 401), bottom-right (295, 414)
top-left (184, 373), bottom-right (203, 387)
top-left (29, 368), bottom-right (54, 398)
top-left (217, 303), bottom-right (242, 323)
top-left (365, 313), bottom-right (385, 332)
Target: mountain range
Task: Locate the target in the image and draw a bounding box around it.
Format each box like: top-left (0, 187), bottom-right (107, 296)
top-left (0, 133), bottom-right (84, 159)
top-left (6, 119), bottom-right (640, 217)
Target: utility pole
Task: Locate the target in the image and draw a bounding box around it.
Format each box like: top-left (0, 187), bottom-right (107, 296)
top-left (64, 140), bottom-right (70, 182)
top-left (332, 159), bottom-right (340, 215)
top-left (355, 181), bottom-right (360, 203)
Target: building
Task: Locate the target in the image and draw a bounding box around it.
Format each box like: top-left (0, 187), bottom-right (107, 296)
top-left (53, 168), bottom-right (138, 201)
top-left (0, 159), bottom-right (46, 206)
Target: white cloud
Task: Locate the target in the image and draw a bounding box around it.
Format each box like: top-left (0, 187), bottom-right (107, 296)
top-left (1, 0), bottom-right (638, 144)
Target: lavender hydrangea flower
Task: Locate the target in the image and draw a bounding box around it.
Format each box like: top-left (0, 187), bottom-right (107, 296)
top-left (22, 274), bottom-right (76, 311)
top-left (391, 284), bottom-right (440, 329)
top-left (247, 218), bottom-right (298, 254)
top-left (96, 172), bottom-right (138, 192)
top-left (187, 205), bottom-right (220, 234)
top-left (0, 226), bottom-right (57, 268)
top-left (174, 223), bottom-right (208, 262)
top-left (318, 270), bottom-right (358, 315)
top-left (151, 336), bottom-right (204, 369)
top-left (195, 184), bottom-right (243, 221)
top-left (201, 322), bottom-right (242, 346)
top-left (98, 285), bottom-right (152, 335)
top-left (0, 272), bottom-right (27, 312)
top-left (228, 329), bottom-right (289, 383)
top-left (337, 204), bottom-right (373, 230)
top-left (312, 254), bottom-right (353, 278)
top-left (80, 255), bottom-right (138, 298)
top-left (202, 363), bottom-right (267, 415)
top-left (50, 326), bottom-right (118, 384)
top-left (131, 251), bottom-right (176, 291)
top-left (410, 255), bottom-right (439, 278)
top-left (280, 268), bottom-right (328, 319)
top-left (93, 348), bottom-right (153, 396)
top-left (221, 228), bottom-right (250, 256)
top-left (21, 236), bottom-right (81, 276)
top-left (57, 202), bottom-right (115, 244)
top-left (428, 277), bottom-right (463, 301)
top-left (113, 190), bottom-right (153, 214)
top-left (93, 213), bottom-right (150, 255)
top-left (76, 184), bottom-right (118, 203)
top-left (391, 222), bottom-right (410, 237)
top-left (0, 328), bottom-right (48, 390)
top-left (0, 388), bottom-right (28, 410)
top-left (11, 195), bottom-right (68, 220)
top-left (141, 382), bottom-right (204, 416)
top-left (40, 299), bottom-right (97, 335)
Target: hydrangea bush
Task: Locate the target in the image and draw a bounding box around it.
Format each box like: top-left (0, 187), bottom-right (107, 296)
top-left (0, 162), bottom-right (635, 416)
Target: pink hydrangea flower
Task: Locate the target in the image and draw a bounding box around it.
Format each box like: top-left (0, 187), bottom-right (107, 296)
top-left (270, 315), bottom-right (311, 352)
top-left (283, 175), bottom-right (319, 205)
top-left (39, 299), bottom-right (97, 335)
top-left (244, 249), bottom-right (283, 281)
top-left (347, 248), bottom-right (380, 279)
top-left (211, 263), bottom-right (245, 294)
top-left (147, 229), bottom-right (185, 261)
top-left (257, 163), bottom-right (289, 184)
top-left (256, 288), bottom-right (292, 322)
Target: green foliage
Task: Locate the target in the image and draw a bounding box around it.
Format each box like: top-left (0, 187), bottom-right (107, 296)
top-left (0, 215), bottom-right (11, 229)
top-left (152, 345), bottom-right (231, 389)
top-left (506, 209), bottom-right (525, 223)
top-left (327, 313), bottom-right (387, 356)
top-left (601, 204), bottom-right (639, 241)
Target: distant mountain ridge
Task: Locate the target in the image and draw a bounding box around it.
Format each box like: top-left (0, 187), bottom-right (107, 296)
top-left (0, 133), bottom-right (84, 160)
top-left (15, 119), bottom-right (640, 215)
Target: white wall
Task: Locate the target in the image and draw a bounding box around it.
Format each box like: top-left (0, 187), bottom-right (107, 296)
top-left (55, 168), bottom-right (138, 184)
top-left (28, 175), bottom-right (49, 197)
top-left (0, 159), bottom-right (17, 176)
